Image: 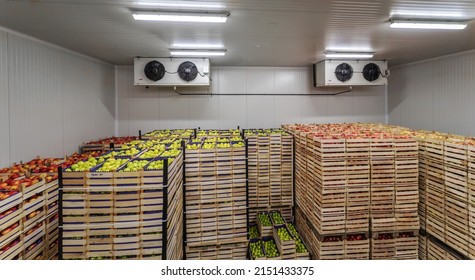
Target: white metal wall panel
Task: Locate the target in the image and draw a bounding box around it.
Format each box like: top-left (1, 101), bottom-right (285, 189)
top-left (388, 50), bottom-right (475, 136)
top-left (1, 31), bottom-right (115, 166)
top-left (8, 34), bottom-right (64, 162)
top-left (0, 31), bottom-right (9, 167)
top-left (117, 66), bottom-right (386, 134)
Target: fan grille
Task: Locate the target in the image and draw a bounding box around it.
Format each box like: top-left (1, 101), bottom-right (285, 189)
top-left (335, 63), bottom-right (353, 82)
top-left (144, 60), bottom-right (166, 82)
top-left (363, 63), bottom-right (381, 82)
top-left (178, 61), bottom-right (198, 82)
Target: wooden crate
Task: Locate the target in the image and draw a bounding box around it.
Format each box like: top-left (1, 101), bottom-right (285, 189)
top-left (395, 231), bottom-right (418, 260)
top-left (371, 217), bottom-right (396, 233)
top-left (346, 159), bottom-right (370, 186)
top-left (419, 234), bottom-right (427, 260)
top-left (0, 206), bottom-right (22, 245)
top-left (273, 225), bottom-right (296, 259)
top-left (186, 241), bottom-right (248, 260)
top-left (444, 141), bottom-right (468, 169)
top-left (345, 233), bottom-right (370, 260)
top-left (0, 235), bottom-right (23, 260)
top-left (346, 139), bottom-right (370, 159)
top-left (395, 184), bottom-right (419, 206)
top-left (395, 209), bottom-right (420, 232)
top-left (445, 165), bottom-right (468, 201)
top-left (371, 232), bottom-right (396, 260)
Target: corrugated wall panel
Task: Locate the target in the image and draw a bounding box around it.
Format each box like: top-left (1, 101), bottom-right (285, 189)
top-left (117, 66), bottom-right (387, 134)
top-left (8, 33), bottom-right (64, 162)
top-left (0, 30), bottom-right (9, 167)
top-left (389, 50), bottom-right (475, 136)
top-left (0, 30), bottom-right (115, 166)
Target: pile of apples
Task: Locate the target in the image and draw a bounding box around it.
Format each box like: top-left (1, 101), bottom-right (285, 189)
top-left (86, 136), bottom-right (137, 145)
top-left (160, 149), bottom-right (181, 158)
top-left (0, 174), bottom-right (42, 193)
top-left (187, 143), bottom-right (200, 150)
top-left (0, 222), bottom-right (19, 236)
top-left (66, 157), bottom-right (99, 172)
top-left (398, 232), bottom-right (414, 238)
top-left (323, 236), bottom-right (343, 242)
top-left (287, 223), bottom-right (308, 253)
top-left (0, 237), bottom-right (20, 253)
top-left (145, 158), bottom-right (174, 170)
top-left (249, 224), bottom-right (260, 239)
top-left (347, 234), bottom-right (366, 241)
top-left (377, 233), bottom-right (393, 240)
top-left (139, 149), bottom-right (164, 159)
top-left (250, 240), bottom-right (265, 258)
top-left (263, 238), bottom-right (279, 258)
top-left (97, 158), bottom-right (129, 172)
top-left (0, 206), bottom-right (18, 219)
top-left (276, 227), bottom-right (293, 242)
top-left (270, 211), bottom-right (285, 225)
top-left (121, 160), bottom-right (150, 172)
top-left (258, 212), bottom-right (272, 227)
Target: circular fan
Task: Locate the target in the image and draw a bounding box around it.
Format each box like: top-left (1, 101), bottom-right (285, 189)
top-left (335, 63), bottom-right (353, 82)
top-left (144, 60), bottom-right (165, 82)
top-left (363, 63), bottom-right (381, 82)
top-left (178, 61), bottom-right (198, 82)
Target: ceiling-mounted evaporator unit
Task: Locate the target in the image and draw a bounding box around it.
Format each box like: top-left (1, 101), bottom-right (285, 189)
top-left (313, 60), bottom-right (389, 87)
top-left (134, 57), bottom-right (210, 86)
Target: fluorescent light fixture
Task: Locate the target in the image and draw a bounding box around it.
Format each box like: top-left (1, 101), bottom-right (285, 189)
top-left (390, 10), bottom-right (464, 18)
top-left (136, 2), bottom-right (225, 9)
top-left (170, 49), bottom-right (227, 56)
top-left (172, 43), bottom-right (224, 49)
top-left (325, 52), bottom-right (374, 59)
top-left (389, 19), bottom-right (467, 30)
top-left (133, 11), bottom-right (229, 23)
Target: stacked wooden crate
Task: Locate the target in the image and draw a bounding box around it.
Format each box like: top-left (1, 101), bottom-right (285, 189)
top-left (142, 129), bottom-right (194, 141)
top-left (413, 131), bottom-right (473, 258)
top-left (245, 129), bottom-right (293, 222)
top-left (60, 150), bottom-right (183, 260)
top-left (184, 137), bottom-right (247, 260)
top-left (284, 123), bottom-right (419, 260)
top-left (248, 211), bottom-right (310, 260)
top-left (426, 236), bottom-right (465, 260)
top-left (0, 171), bottom-right (60, 260)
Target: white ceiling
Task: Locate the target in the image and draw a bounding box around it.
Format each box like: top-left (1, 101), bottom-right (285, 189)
top-left (0, 0), bottom-right (475, 67)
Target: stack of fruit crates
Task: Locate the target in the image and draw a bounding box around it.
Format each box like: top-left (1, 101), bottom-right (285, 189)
top-left (195, 129), bottom-right (241, 140)
top-left (284, 123), bottom-right (419, 260)
top-left (184, 137), bottom-right (247, 259)
top-left (141, 129), bottom-right (194, 141)
top-left (248, 211), bottom-right (310, 260)
top-left (426, 236), bottom-right (465, 260)
top-left (60, 149), bottom-right (184, 260)
top-left (245, 129), bottom-right (293, 223)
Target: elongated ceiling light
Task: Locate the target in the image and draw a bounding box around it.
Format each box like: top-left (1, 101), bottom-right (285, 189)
top-left (133, 11), bottom-right (229, 23)
top-left (325, 52), bottom-right (374, 59)
top-left (170, 49), bottom-right (227, 56)
top-left (389, 19), bottom-right (467, 30)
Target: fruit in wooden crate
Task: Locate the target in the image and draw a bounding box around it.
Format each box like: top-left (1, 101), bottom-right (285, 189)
top-left (398, 232), bottom-right (414, 238)
top-left (145, 158), bottom-right (173, 170)
top-left (258, 213), bottom-right (272, 227)
top-left (139, 149), bottom-right (163, 159)
top-left (0, 191), bottom-right (18, 201)
top-left (250, 240), bottom-right (265, 258)
top-left (377, 233), bottom-right (393, 240)
top-left (0, 238), bottom-right (20, 252)
top-left (271, 211), bottom-right (285, 224)
top-left (122, 160), bottom-right (150, 172)
top-left (232, 142), bottom-right (245, 148)
top-left (186, 144), bottom-right (200, 150)
top-left (169, 141), bottom-right (181, 149)
top-left (323, 236), bottom-right (343, 242)
top-left (249, 225), bottom-right (260, 239)
top-left (217, 143), bottom-right (231, 149)
top-left (45, 174), bottom-right (58, 183)
top-left (97, 158), bottom-right (129, 172)
top-left (264, 239), bottom-right (279, 258)
top-left (230, 136), bottom-right (242, 141)
top-left (276, 227), bottom-right (293, 241)
top-left (117, 148), bottom-right (140, 157)
top-left (202, 143), bottom-right (215, 149)
top-left (160, 149), bottom-right (181, 157)
top-left (67, 157), bottom-right (98, 172)
top-left (0, 206), bottom-right (18, 219)
top-left (347, 234), bottom-right (365, 241)
top-left (1, 222), bottom-right (19, 236)
top-left (287, 223), bottom-right (298, 237)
